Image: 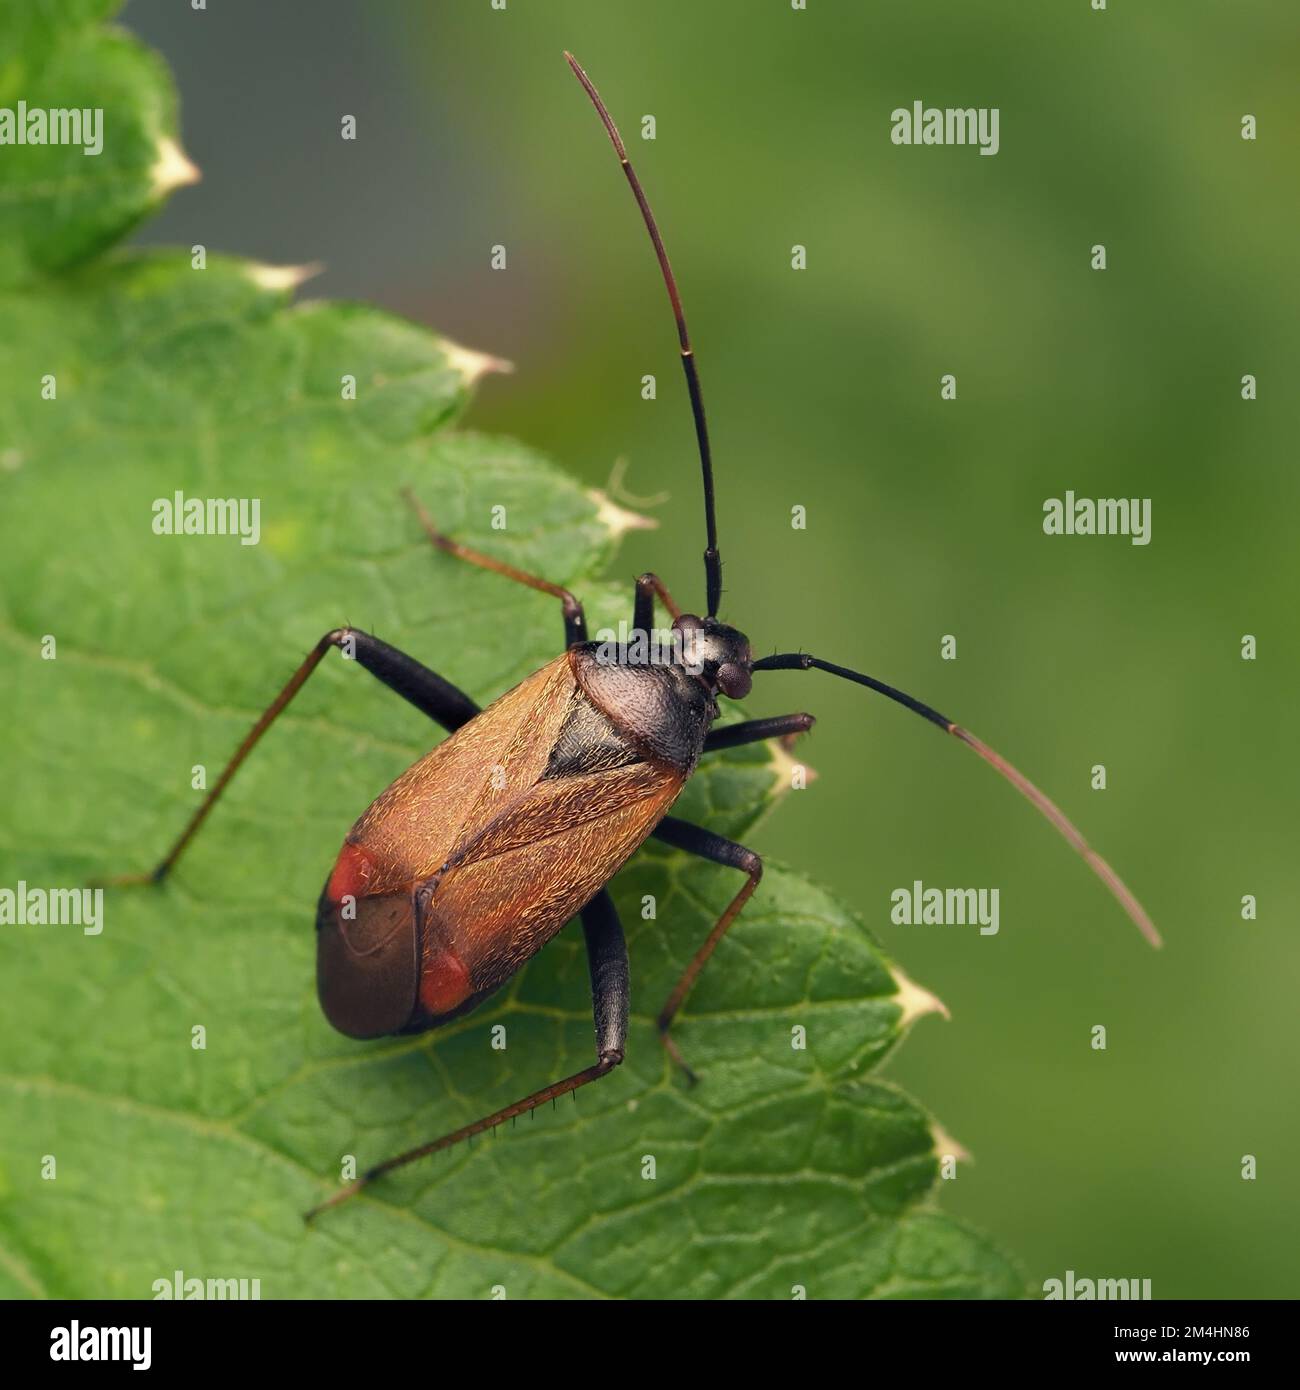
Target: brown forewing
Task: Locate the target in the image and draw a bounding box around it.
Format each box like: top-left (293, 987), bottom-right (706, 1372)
top-left (340, 650), bottom-right (684, 999)
top-left (346, 654), bottom-right (580, 894)
top-left (423, 758), bottom-right (684, 996)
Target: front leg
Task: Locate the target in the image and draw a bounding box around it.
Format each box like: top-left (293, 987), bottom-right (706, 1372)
top-left (703, 712), bottom-right (814, 753)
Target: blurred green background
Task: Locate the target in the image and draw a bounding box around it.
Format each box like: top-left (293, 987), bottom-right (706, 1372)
top-left (121, 0), bottom-right (1297, 1297)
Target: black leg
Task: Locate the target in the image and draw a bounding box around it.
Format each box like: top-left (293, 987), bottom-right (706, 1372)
top-left (650, 816), bottom-right (763, 1083)
top-left (580, 888), bottom-right (631, 1062)
top-left (98, 628), bottom-right (478, 886)
top-left (403, 488), bottom-right (587, 648)
top-left (345, 630), bottom-right (479, 730)
top-left (305, 889), bottom-right (628, 1221)
top-left (703, 712), bottom-right (814, 754)
top-left (632, 571), bottom-right (682, 633)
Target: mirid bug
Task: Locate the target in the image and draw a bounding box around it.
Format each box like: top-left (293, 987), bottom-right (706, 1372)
top-left (104, 54), bottom-right (1160, 1221)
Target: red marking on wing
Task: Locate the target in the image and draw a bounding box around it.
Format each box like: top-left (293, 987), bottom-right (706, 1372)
top-left (420, 948), bottom-right (473, 1015)
top-left (327, 841), bottom-right (377, 903)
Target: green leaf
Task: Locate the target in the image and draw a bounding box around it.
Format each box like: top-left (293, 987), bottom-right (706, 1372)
top-left (0, 1), bottom-right (192, 289)
top-left (0, 10), bottom-right (1024, 1300)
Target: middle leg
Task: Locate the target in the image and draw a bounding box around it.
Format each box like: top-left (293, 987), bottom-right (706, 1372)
top-left (650, 816), bottom-right (763, 1084)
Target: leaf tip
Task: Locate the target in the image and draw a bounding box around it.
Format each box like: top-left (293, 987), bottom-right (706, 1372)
top-left (150, 137), bottom-right (201, 197)
top-left (587, 488), bottom-right (658, 542)
top-left (245, 261), bottom-right (324, 292)
top-left (765, 736), bottom-right (817, 796)
top-left (441, 339), bottom-right (515, 386)
top-left (889, 963), bottom-right (950, 1027)
top-left (930, 1122), bottom-right (973, 1166)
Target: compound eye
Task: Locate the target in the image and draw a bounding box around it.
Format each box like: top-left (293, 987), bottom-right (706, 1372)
top-left (673, 613), bottom-right (704, 632)
top-left (717, 662), bottom-right (752, 700)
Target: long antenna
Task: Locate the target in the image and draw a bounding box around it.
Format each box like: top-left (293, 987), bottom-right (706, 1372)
top-left (752, 652), bottom-right (1163, 949)
top-left (565, 52), bottom-right (723, 617)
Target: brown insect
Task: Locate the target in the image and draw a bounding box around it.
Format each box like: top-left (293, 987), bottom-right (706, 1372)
top-left (103, 55), bottom-right (1160, 1220)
